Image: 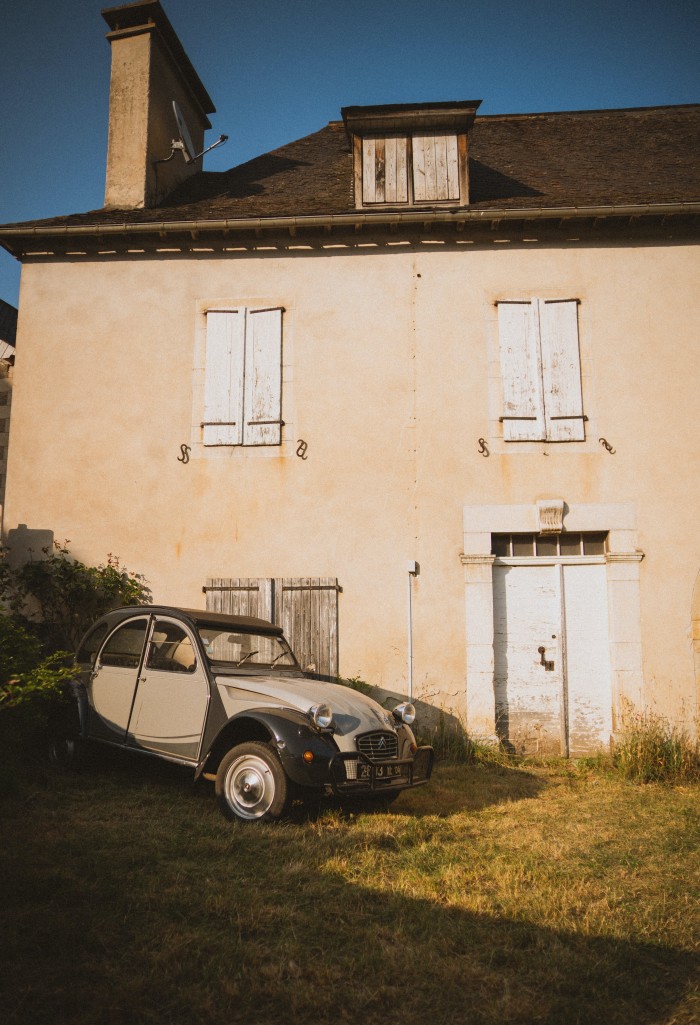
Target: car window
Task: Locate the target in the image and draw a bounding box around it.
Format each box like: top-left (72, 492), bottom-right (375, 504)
top-left (99, 620), bottom-right (149, 670)
top-left (197, 627), bottom-right (296, 667)
top-left (146, 621), bottom-right (197, 674)
top-left (76, 622), bottom-right (109, 665)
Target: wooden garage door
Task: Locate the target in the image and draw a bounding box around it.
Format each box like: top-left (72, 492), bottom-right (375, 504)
top-left (204, 577), bottom-right (340, 679)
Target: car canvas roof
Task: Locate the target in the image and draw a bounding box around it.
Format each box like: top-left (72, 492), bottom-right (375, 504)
top-left (105, 605), bottom-right (284, 636)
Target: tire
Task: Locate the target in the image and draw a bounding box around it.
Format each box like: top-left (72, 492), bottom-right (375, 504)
top-left (47, 709), bottom-right (82, 770)
top-left (215, 741), bottom-right (290, 823)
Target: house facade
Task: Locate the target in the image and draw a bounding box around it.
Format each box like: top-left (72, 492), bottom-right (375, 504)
top-left (0, 298), bottom-right (17, 515)
top-left (1, 0), bottom-right (699, 753)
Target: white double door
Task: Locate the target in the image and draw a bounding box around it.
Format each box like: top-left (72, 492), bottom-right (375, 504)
top-left (493, 562), bottom-right (612, 756)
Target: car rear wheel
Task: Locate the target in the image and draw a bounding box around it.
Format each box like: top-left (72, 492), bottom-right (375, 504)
top-left (215, 742), bottom-right (290, 822)
top-left (47, 708), bottom-right (82, 770)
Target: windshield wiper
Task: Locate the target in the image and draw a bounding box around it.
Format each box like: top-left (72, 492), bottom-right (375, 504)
top-left (236, 650), bottom-right (259, 667)
top-left (269, 651), bottom-right (290, 668)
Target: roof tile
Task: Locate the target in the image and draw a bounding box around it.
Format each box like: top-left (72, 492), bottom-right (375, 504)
top-left (2, 104), bottom-right (699, 231)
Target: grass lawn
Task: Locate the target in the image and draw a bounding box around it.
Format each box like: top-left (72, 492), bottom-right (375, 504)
top-left (1, 722), bottom-right (698, 1025)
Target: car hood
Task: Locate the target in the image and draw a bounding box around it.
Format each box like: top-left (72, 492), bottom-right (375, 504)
top-left (214, 672), bottom-right (395, 738)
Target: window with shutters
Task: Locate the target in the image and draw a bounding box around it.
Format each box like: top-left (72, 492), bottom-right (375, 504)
top-left (497, 298), bottom-right (585, 442)
top-left (361, 133), bottom-right (463, 206)
top-left (342, 103), bottom-right (479, 210)
top-left (202, 307), bottom-right (283, 447)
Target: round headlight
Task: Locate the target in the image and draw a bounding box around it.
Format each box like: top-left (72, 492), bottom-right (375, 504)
top-left (393, 702), bottom-right (416, 725)
top-left (310, 703), bottom-right (333, 729)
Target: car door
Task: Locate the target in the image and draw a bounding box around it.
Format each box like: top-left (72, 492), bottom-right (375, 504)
top-left (127, 617), bottom-right (210, 760)
top-left (88, 616), bottom-right (150, 742)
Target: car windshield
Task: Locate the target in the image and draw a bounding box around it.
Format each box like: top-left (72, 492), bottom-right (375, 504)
top-left (197, 626), bottom-right (298, 668)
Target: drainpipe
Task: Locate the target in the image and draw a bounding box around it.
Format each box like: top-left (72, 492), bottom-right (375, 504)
top-left (407, 561), bottom-right (420, 701)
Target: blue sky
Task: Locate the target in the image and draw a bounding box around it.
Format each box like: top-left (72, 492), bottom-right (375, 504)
top-left (1, 0), bottom-right (698, 306)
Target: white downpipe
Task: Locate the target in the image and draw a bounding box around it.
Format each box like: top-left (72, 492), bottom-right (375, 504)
top-left (407, 562), bottom-right (419, 701)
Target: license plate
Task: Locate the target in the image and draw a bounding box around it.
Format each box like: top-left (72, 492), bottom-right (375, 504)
top-left (357, 762), bottom-right (407, 784)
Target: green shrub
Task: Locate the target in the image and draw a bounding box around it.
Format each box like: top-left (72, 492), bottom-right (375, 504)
top-left (1, 540), bottom-right (151, 651)
top-left (0, 614), bottom-right (78, 726)
top-left (0, 540), bottom-right (149, 726)
top-left (338, 673), bottom-right (376, 697)
top-left (0, 611), bottom-right (43, 680)
top-left (612, 707), bottom-right (699, 783)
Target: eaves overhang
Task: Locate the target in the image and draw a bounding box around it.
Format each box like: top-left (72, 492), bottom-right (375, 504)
top-left (1, 201), bottom-right (699, 259)
top-left (341, 101), bottom-right (482, 137)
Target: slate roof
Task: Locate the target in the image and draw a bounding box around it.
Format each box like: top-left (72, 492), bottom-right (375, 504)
top-left (2, 104), bottom-right (699, 233)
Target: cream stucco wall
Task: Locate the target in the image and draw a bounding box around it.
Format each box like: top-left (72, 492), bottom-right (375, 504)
top-left (5, 238), bottom-right (700, 738)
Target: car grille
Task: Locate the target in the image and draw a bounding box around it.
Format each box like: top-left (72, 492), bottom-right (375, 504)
top-left (357, 731), bottom-right (398, 761)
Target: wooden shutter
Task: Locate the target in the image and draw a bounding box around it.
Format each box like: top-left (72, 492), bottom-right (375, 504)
top-left (274, 578), bottom-right (340, 679)
top-left (205, 578), bottom-right (273, 619)
top-left (539, 300), bottom-right (585, 441)
top-left (362, 138), bottom-right (379, 203)
top-left (203, 310), bottom-right (245, 445)
top-left (205, 576), bottom-right (340, 679)
top-left (243, 308), bottom-right (283, 446)
top-left (412, 134), bottom-right (460, 201)
top-left (497, 301), bottom-right (545, 441)
top-left (362, 136), bottom-right (408, 204)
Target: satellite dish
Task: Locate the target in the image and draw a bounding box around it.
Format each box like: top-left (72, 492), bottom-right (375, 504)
top-left (172, 100), bottom-right (196, 163)
top-left (152, 99), bottom-right (229, 169)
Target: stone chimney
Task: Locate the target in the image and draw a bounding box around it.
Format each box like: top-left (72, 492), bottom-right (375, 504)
top-left (102, 0), bottom-right (215, 209)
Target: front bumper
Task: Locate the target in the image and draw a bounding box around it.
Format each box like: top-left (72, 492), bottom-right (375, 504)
top-left (328, 745), bottom-right (434, 795)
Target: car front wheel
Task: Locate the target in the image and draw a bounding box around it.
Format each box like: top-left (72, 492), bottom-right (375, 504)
top-left (215, 741), bottom-right (290, 823)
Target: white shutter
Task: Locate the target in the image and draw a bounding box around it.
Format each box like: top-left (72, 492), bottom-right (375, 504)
top-left (497, 301), bottom-right (545, 441)
top-left (243, 308), bottom-right (283, 446)
top-left (539, 300), bottom-right (585, 441)
top-left (203, 310), bottom-right (245, 445)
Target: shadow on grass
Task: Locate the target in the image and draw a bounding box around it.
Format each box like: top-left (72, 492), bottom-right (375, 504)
top-left (1, 815), bottom-right (697, 1025)
top-left (1, 716), bottom-right (697, 1024)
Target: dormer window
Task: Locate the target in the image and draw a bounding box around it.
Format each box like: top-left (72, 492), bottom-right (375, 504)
top-left (342, 101), bottom-right (481, 210)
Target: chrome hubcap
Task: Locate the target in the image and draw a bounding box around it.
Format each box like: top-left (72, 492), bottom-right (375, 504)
top-left (225, 755), bottom-right (274, 820)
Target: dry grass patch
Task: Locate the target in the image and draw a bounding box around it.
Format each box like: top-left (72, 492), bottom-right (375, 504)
top-left (0, 719), bottom-right (698, 1025)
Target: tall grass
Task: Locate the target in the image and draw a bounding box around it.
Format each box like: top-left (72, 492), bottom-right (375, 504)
top-left (334, 676), bottom-right (700, 784)
top-left (422, 703), bottom-right (700, 784)
top-left (613, 707), bottom-right (699, 783)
